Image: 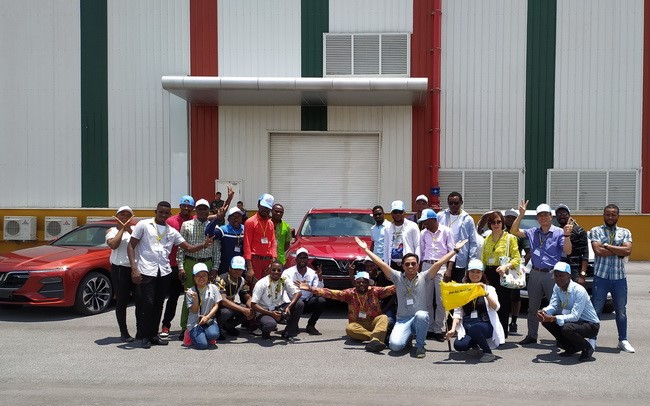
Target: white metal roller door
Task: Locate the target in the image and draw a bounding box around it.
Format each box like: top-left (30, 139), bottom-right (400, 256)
top-left (270, 132), bottom-right (380, 228)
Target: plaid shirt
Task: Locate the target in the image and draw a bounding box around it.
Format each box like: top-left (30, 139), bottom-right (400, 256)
top-left (313, 285), bottom-right (395, 323)
top-left (177, 218), bottom-right (221, 271)
top-left (589, 225), bottom-right (632, 280)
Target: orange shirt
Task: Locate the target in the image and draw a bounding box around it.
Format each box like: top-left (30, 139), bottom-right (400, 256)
top-left (243, 213), bottom-right (277, 260)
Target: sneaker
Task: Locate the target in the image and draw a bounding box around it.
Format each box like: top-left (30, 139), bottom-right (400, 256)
top-left (305, 325), bottom-right (322, 336)
top-left (159, 327), bottom-right (170, 338)
top-left (141, 338), bottom-right (151, 349)
top-left (250, 328), bottom-right (263, 336)
top-left (479, 353), bottom-right (496, 363)
top-left (150, 337), bottom-right (168, 346)
top-left (618, 340), bottom-right (636, 353)
top-left (415, 347), bottom-right (426, 358)
top-left (508, 322), bottom-right (518, 333)
top-left (588, 338), bottom-right (597, 350)
top-left (579, 347), bottom-right (595, 362)
top-left (466, 347), bottom-right (482, 357)
top-left (261, 331), bottom-right (271, 340)
top-left (518, 336), bottom-right (537, 345)
top-left (559, 348), bottom-right (579, 357)
top-left (365, 339), bottom-right (387, 353)
top-left (427, 332), bottom-right (445, 342)
top-left (208, 339), bottom-right (217, 346)
top-left (285, 336), bottom-right (297, 343)
top-left (182, 330), bottom-right (192, 347)
top-left (120, 333), bottom-right (134, 343)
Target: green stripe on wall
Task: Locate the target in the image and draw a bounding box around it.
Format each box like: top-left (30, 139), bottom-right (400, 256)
top-left (80, 0), bottom-right (108, 207)
top-left (301, 0), bottom-right (328, 130)
top-left (524, 0), bottom-right (557, 206)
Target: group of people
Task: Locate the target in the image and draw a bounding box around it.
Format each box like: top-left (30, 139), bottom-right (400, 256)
top-left (106, 190), bottom-right (635, 362)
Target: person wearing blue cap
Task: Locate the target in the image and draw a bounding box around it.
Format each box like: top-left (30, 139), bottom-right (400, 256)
top-left (537, 261), bottom-right (600, 361)
top-left (243, 193), bottom-right (277, 283)
top-left (216, 256), bottom-right (254, 337)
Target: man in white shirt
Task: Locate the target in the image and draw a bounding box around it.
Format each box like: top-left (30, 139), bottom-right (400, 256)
top-left (251, 260), bottom-right (304, 342)
top-left (127, 201), bottom-right (214, 349)
top-left (436, 192), bottom-right (478, 282)
top-left (383, 200), bottom-right (420, 270)
top-left (370, 205), bottom-right (391, 259)
top-left (282, 248), bottom-right (325, 335)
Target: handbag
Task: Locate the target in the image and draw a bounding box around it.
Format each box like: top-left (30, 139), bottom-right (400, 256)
top-left (500, 234), bottom-right (526, 289)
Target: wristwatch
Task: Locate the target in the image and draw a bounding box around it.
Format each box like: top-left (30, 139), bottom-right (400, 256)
top-left (580, 271), bottom-right (586, 277)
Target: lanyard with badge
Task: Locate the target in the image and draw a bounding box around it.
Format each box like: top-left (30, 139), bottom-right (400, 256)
top-left (560, 289), bottom-right (571, 315)
top-left (533, 230), bottom-right (551, 258)
top-left (404, 276), bottom-right (417, 306)
top-left (355, 291), bottom-right (370, 319)
top-left (151, 220), bottom-right (168, 256)
top-left (260, 221), bottom-right (269, 245)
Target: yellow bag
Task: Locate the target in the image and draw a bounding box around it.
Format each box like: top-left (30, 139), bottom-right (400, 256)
top-left (439, 281), bottom-right (487, 311)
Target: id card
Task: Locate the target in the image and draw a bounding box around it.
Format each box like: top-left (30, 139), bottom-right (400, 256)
top-left (533, 249), bottom-right (541, 257)
top-left (234, 246), bottom-right (241, 252)
top-left (488, 258), bottom-right (495, 265)
top-left (359, 312), bottom-right (367, 319)
top-left (562, 309), bottom-right (571, 315)
top-left (406, 298), bottom-right (414, 306)
top-left (470, 311), bottom-right (478, 319)
top-left (261, 237), bottom-right (269, 244)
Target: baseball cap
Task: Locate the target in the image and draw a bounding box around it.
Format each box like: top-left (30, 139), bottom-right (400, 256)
top-left (296, 247), bottom-right (309, 257)
top-left (354, 271), bottom-right (371, 281)
top-left (555, 204), bottom-right (571, 214)
top-left (231, 256), bottom-right (246, 270)
top-left (536, 204), bottom-right (552, 215)
top-left (415, 194), bottom-right (428, 203)
top-left (417, 208), bottom-right (437, 223)
top-left (180, 195), bottom-right (195, 206)
top-left (195, 199), bottom-right (210, 208)
top-left (390, 200), bottom-right (405, 212)
top-left (468, 259), bottom-right (485, 272)
top-left (553, 261), bottom-right (571, 274)
top-left (226, 207), bottom-right (243, 218)
top-left (116, 206), bottom-right (133, 215)
top-left (192, 262), bottom-right (209, 275)
top-left (258, 193), bottom-right (274, 209)
top-left (504, 208), bottom-right (518, 218)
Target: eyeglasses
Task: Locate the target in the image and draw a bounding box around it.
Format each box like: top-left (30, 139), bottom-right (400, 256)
top-left (403, 262), bottom-right (418, 267)
top-left (490, 220), bottom-right (503, 225)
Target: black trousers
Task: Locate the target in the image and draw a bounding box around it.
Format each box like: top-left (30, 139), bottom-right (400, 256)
top-left (542, 320), bottom-right (600, 352)
top-left (136, 270), bottom-right (172, 340)
top-left (110, 264), bottom-right (138, 336)
top-left (302, 295), bottom-right (327, 326)
top-left (485, 266), bottom-right (512, 338)
top-left (256, 300), bottom-right (305, 337)
top-left (161, 266), bottom-right (184, 329)
top-left (450, 266), bottom-right (466, 283)
top-left (217, 306), bottom-right (247, 329)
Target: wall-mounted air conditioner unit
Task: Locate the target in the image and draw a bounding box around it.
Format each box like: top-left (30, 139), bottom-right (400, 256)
top-left (3, 216), bottom-right (38, 241)
top-left (86, 216), bottom-right (113, 224)
top-left (44, 217), bottom-right (78, 240)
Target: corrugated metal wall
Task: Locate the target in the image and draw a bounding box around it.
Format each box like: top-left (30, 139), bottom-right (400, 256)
top-left (0, 1), bottom-right (81, 207)
top-left (440, 0), bottom-right (528, 170)
top-left (554, 0), bottom-right (643, 170)
top-left (329, 0), bottom-right (413, 32)
top-left (218, 0), bottom-right (301, 77)
top-left (328, 106), bottom-right (412, 209)
top-left (218, 106), bottom-right (301, 207)
top-left (107, 0), bottom-right (190, 208)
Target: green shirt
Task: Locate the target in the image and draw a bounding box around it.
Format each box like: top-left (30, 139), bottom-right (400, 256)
top-left (274, 220), bottom-right (292, 264)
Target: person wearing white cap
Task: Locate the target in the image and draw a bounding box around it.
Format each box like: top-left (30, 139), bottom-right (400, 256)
top-left (176, 198), bottom-right (222, 340)
top-left (418, 208), bottom-right (455, 341)
top-left (555, 204), bottom-right (589, 284)
top-left (436, 192), bottom-right (478, 283)
top-left (206, 206), bottom-right (245, 275)
top-left (357, 236), bottom-right (468, 358)
top-left (589, 204), bottom-right (634, 353)
top-left (185, 263), bottom-right (222, 349)
top-left (216, 256), bottom-right (255, 337)
top-left (446, 259), bottom-right (504, 363)
top-left (510, 199), bottom-right (573, 345)
top-left (298, 271), bottom-right (396, 353)
top-left (406, 194), bottom-right (429, 227)
top-left (106, 206), bottom-right (137, 342)
top-left (538, 262), bottom-right (599, 361)
top-left (243, 193), bottom-right (277, 282)
top-left (382, 200), bottom-right (420, 270)
top-left (282, 248), bottom-right (325, 335)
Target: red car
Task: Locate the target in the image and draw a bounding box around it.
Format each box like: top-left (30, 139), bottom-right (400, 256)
top-left (285, 208), bottom-right (374, 289)
top-left (0, 220), bottom-right (128, 315)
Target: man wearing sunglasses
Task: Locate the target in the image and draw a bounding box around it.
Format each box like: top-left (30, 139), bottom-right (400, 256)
top-left (436, 192), bottom-right (478, 283)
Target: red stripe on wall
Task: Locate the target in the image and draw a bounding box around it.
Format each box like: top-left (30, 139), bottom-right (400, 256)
top-left (189, 0), bottom-right (219, 200)
top-left (411, 0), bottom-right (441, 209)
top-left (642, 0), bottom-right (650, 213)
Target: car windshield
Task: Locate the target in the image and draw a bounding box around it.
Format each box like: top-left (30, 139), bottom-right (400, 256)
top-left (51, 225), bottom-right (111, 247)
top-left (299, 213), bottom-right (373, 237)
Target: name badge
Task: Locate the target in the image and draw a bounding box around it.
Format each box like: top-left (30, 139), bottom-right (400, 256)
top-left (261, 237), bottom-right (269, 244)
top-left (234, 246), bottom-right (241, 252)
top-left (406, 298), bottom-right (414, 306)
top-left (533, 249), bottom-right (541, 257)
top-left (488, 258), bottom-right (495, 265)
top-left (470, 311), bottom-right (478, 319)
top-left (359, 312), bottom-right (367, 319)
top-left (562, 309), bottom-right (570, 315)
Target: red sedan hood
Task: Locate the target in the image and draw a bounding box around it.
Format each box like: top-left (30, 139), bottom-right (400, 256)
top-left (0, 245), bottom-right (106, 270)
top-left (292, 236), bottom-right (371, 260)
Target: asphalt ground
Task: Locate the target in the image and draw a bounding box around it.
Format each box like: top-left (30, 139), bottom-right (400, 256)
top-left (1, 263), bottom-right (649, 406)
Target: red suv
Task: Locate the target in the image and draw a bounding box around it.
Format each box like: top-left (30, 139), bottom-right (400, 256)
top-left (285, 208), bottom-right (374, 289)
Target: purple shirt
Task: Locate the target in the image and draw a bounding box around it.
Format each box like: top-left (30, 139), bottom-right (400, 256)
top-left (419, 225), bottom-right (455, 261)
top-left (524, 225), bottom-right (565, 269)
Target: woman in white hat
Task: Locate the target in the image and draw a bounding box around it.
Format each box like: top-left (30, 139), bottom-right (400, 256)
top-left (185, 263), bottom-right (222, 349)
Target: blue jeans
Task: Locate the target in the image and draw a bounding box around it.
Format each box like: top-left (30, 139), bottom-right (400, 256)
top-left (591, 276), bottom-right (628, 340)
top-left (190, 321), bottom-right (220, 350)
top-left (454, 318), bottom-right (494, 354)
top-left (389, 310), bottom-right (429, 351)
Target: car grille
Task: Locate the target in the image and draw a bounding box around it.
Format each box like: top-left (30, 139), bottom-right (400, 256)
top-left (311, 258), bottom-right (352, 277)
top-left (0, 271), bottom-right (29, 289)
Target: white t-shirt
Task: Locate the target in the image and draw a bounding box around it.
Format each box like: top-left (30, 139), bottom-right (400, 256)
top-left (251, 275), bottom-right (299, 311)
top-left (282, 266), bottom-right (324, 301)
top-left (186, 283), bottom-right (222, 330)
top-left (131, 218), bottom-right (185, 277)
top-left (106, 227), bottom-right (130, 266)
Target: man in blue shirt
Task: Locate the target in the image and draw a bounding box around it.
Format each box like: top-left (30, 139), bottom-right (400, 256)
top-left (537, 262), bottom-right (600, 362)
top-left (510, 200), bottom-right (572, 345)
top-left (436, 192), bottom-right (478, 282)
top-left (206, 207), bottom-right (245, 277)
top-left (370, 205), bottom-right (390, 259)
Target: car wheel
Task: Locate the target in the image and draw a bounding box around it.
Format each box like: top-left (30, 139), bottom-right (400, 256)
top-left (74, 272), bottom-right (113, 315)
